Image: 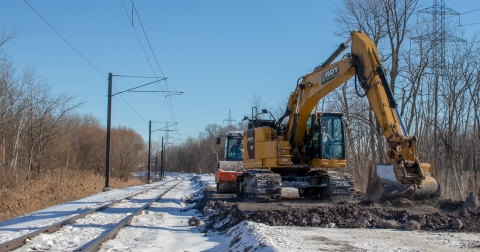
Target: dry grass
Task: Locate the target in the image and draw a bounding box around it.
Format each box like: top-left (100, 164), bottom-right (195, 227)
top-left (0, 170), bottom-right (144, 222)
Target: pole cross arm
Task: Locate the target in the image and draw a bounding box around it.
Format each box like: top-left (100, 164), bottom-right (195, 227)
top-left (151, 122), bottom-right (178, 133)
top-left (129, 91), bottom-right (183, 93)
top-left (112, 77), bottom-right (168, 96)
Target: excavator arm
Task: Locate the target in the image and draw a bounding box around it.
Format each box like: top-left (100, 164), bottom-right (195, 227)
top-left (279, 31), bottom-right (440, 200)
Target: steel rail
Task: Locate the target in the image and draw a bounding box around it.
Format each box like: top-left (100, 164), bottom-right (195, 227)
top-left (0, 178), bottom-right (182, 252)
top-left (76, 177), bottom-right (185, 252)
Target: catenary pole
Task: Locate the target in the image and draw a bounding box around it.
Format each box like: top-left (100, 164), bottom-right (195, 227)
top-left (154, 152), bottom-right (158, 177)
top-left (161, 137), bottom-right (164, 177)
top-left (104, 74), bottom-right (173, 188)
top-left (147, 120), bottom-right (152, 182)
top-left (104, 73), bottom-right (113, 190)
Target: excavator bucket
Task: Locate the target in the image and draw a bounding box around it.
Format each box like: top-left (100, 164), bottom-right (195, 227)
top-left (364, 163), bottom-right (441, 202)
top-left (215, 161), bottom-right (243, 193)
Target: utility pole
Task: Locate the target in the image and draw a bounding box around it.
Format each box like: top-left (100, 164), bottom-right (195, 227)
top-left (161, 122), bottom-right (177, 146)
top-left (150, 122), bottom-right (178, 179)
top-left (147, 120), bottom-right (152, 183)
top-left (104, 74), bottom-right (170, 190)
top-left (104, 73), bottom-right (113, 191)
top-left (154, 152), bottom-right (158, 178)
top-left (161, 137), bottom-right (164, 178)
top-left (161, 128), bottom-right (178, 175)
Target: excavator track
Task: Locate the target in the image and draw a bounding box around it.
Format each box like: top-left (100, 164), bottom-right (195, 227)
top-left (326, 171), bottom-right (357, 200)
top-left (296, 171), bottom-right (356, 200)
top-left (236, 170), bottom-right (282, 202)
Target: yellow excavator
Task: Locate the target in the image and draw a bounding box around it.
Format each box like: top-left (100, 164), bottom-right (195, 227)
top-left (236, 31), bottom-right (441, 202)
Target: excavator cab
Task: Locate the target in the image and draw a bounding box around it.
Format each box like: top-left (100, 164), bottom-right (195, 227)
top-left (226, 134), bottom-right (244, 161)
top-left (215, 131), bottom-right (244, 193)
top-left (306, 113), bottom-right (345, 161)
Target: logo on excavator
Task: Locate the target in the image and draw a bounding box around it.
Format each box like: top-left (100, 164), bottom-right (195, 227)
top-left (322, 65), bottom-right (339, 84)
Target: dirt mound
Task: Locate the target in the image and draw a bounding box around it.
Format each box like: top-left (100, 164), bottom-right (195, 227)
top-left (439, 199), bottom-right (464, 211)
top-left (203, 199), bottom-right (480, 232)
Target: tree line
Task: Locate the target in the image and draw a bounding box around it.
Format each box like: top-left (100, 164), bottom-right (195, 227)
top-left (0, 29), bottom-right (146, 190)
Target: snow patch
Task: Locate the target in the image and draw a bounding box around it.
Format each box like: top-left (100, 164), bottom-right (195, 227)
top-left (226, 221), bottom-right (278, 252)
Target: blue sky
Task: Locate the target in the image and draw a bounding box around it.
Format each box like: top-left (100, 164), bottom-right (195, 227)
top-left (1, 0), bottom-right (479, 144)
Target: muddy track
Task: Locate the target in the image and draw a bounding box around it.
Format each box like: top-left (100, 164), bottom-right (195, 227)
top-left (197, 187), bottom-right (480, 233)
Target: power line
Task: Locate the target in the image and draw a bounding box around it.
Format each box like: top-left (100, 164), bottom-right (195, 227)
top-left (121, 0), bottom-right (181, 137)
top-left (120, 0), bottom-right (155, 77)
top-left (115, 88), bottom-right (148, 122)
top-left (130, 1), bottom-right (178, 131)
top-left (131, 2), bottom-right (167, 83)
top-left (446, 8), bottom-right (480, 18)
top-left (461, 8), bottom-right (480, 15)
top-left (24, 0), bottom-right (150, 125)
top-left (23, 0), bottom-right (106, 79)
top-left (459, 22), bottom-right (480, 27)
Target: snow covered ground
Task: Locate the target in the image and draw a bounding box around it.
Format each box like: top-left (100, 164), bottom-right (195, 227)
top-left (0, 177), bottom-right (179, 244)
top-left (1, 173), bottom-right (479, 251)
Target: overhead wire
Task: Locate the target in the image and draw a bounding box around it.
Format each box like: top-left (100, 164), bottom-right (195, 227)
top-left (130, 1), bottom-right (179, 135)
top-left (446, 8), bottom-right (480, 20)
top-left (116, 92), bottom-right (148, 122)
top-left (457, 8), bottom-right (480, 27)
top-left (23, 0), bottom-right (106, 79)
top-left (461, 8), bottom-right (480, 15)
top-left (24, 0), bottom-right (149, 124)
top-left (119, 0), bottom-right (164, 137)
top-left (121, 0), bottom-right (181, 141)
top-left (120, 1), bottom-right (156, 77)
top-left (459, 22), bottom-right (480, 27)
top-left (131, 2), bottom-right (167, 83)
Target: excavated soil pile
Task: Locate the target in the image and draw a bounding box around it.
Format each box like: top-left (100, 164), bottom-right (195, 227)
top-left (202, 199), bottom-right (480, 232)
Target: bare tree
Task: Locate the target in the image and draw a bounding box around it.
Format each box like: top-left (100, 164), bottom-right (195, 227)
top-left (0, 26), bottom-right (18, 52)
top-left (69, 114), bottom-right (105, 174)
top-left (202, 123), bottom-right (223, 173)
top-left (383, 0), bottom-right (419, 91)
top-left (434, 37), bottom-right (480, 199)
top-left (247, 94), bottom-right (267, 112)
top-left (21, 67), bottom-right (82, 181)
top-left (110, 126), bottom-right (146, 181)
top-left (333, 0), bottom-right (386, 44)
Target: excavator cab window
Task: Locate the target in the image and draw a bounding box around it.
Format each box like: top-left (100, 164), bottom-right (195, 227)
top-left (226, 136), bottom-right (243, 161)
top-left (307, 113), bottom-right (345, 160)
top-left (320, 114), bottom-right (345, 159)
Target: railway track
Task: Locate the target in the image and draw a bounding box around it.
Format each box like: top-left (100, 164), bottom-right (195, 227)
top-left (0, 177), bottom-right (185, 252)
